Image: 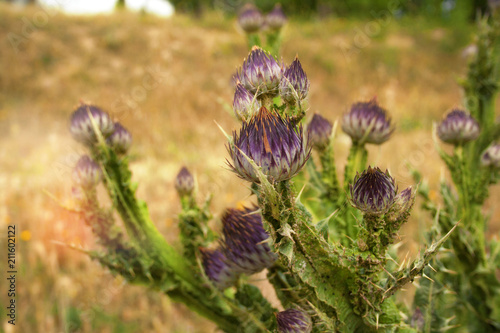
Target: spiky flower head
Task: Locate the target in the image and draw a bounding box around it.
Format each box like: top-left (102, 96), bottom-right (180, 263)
top-left (276, 309), bottom-right (312, 333)
top-left (308, 113), bottom-right (332, 151)
top-left (233, 82), bottom-right (261, 122)
top-left (238, 4), bottom-right (264, 34)
top-left (236, 46), bottom-right (283, 97)
top-left (73, 155), bottom-right (102, 188)
top-left (341, 98), bottom-right (393, 145)
top-left (481, 143), bottom-right (500, 168)
top-left (279, 56), bottom-right (310, 105)
top-left (349, 166), bottom-right (397, 215)
top-left (70, 103), bottom-right (115, 145)
top-left (266, 4), bottom-right (287, 30)
top-left (106, 122), bottom-right (132, 154)
top-left (175, 166), bottom-right (194, 197)
top-left (227, 106), bottom-right (310, 183)
top-left (437, 109), bottom-right (480, 145)
top-left (199, 247), bottom-right (238, 290)
top-left (387, 186), bottom-right (416, 222)
top-left (221, 207), bottom-right (277, 275)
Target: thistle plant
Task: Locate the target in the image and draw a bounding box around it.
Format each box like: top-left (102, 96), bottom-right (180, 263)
top-left (410, 15), bottom-right (500, 332)
top-left (55, 11), bottom-right (500, 333)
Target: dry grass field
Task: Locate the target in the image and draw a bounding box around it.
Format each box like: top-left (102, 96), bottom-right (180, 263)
top-left (0, 3), bottom-right (499, 332)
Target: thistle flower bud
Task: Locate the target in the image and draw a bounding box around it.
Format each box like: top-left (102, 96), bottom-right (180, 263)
top-left (106, 122), bottom-right (132, 154)
top-left (481, 143), bottom-right (500, 168)
top-left (222, 207), bottom-right (277, 275)
top-left (387, 186), bottom-right (415, 222)
top-left (349, 166), bottom-right (397, 215)
top-left (233, 82), bottom-right (261, 122)
top-left (70, 104), bottom-right (115, 145)
top-left (437, 109), bottom-right (480, 145)
top-left (307, 113), bottom-right (332, 151)
top-left (279, 56), bottom-right (310, 105)
top-left (341, 99), bottom-right (393, 145)
top-left (237, 46), bottom-right (283, 97)
top-left (266, 4), bottom-right (287, 31)
top-left (200, 247), bottom-right (238, 290)
top-left (276, 309), bottom-right (312, 333)
top-left (238, 4), bottom-right (264, 34)
top-left (73, 155), bottom-right (102, 188)
top-left (175, 167), bottom-right (194, 197)
top-left (227, 106), bottom-right (310, 183)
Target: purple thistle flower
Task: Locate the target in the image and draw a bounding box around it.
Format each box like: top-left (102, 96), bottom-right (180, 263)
top-left (238, 4), bottom-right (264, 34)
top-left (73, 155), bottom-right (102, 188)
top-left (349, 166), bottom-right (397, 215)
top-left (175, 166), bottom-right (194, 197)
top-left (200, 247), bottom-right (239, 290)
top-left (237, 46), bottom-right (283, 97)
top-left (221, 207), bottom-right (277, 275)
top-left (266, 4), bottom-right (287, 31)
top-left (70, 103), bottom-right (115, 145)
top-left (276, 309), bottom-right (312, 333)
top-left (341, 98), bottom-right (394, 145)
top-left (307, 113), bottom-right (332, 151)
top-left (106, 122), bottom-right (132, 154)
top-left (437, 109), bottom-right (480, 145)
top-left (233, 82), bottom-right (261, 122)
top-left (481, 143), bottom-right (500, 168)
top-left (227, 106), bottom-right (310, 183)
top-left (279, 56), bottom-right (310, 105)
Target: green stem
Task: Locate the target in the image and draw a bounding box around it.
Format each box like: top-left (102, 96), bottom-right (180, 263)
top-left (247, 33), bottom-right (261, 50)
top-left (344, 143), bottom-right (368, 189)
top-left (319, 143), bottom-right (340, 203)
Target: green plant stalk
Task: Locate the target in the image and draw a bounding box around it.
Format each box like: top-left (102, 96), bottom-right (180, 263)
top-left (178, 196), bottom-right (212, 263)
top-left (344, 143), bottom-right (368, 188)
top-left (98, 150), bottom-right (198, 287)
top-left (247, 33), bottom-right (261, 49)
top-left (265, 30), bottom-right (282, 57)
top-left (93, 148), bottom-right (261, 331)
top-left (319, 143), bottom-right (340, 203)
top-left (257, 178), bottom-right (412, 332)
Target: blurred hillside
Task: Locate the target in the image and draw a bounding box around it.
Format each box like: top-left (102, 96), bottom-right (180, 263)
top-left (0, 3), bottom-right (499, 332)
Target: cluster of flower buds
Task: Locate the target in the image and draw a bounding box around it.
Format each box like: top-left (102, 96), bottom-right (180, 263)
top-left (70, 103), bottom-right (133, 156)
top-left (481, 143), bottom-right (500, 168)
top-left (106, 122), bottom-right (132, 154)
top-left (349, 166), bottom-right (414, 217)
top-left (341, 98), bottom-right (394, 145)
top-left (276, 309), bottom-right (312, 333)
top-left (73, 155), bottom-right (102, 189)
top-left (228, 106), bottom-right (310, 183)
top-left (70, 104), bottom-right (115, 145)
top-left (232, 47), bottom-right (310, 115)
top-left (221, 207), bottom-right (277, 275)
top-left (175, 167), bottom-right (195, 197)
top-left (199, 247), bottom-right (239, 290)
top-left (307, 113), bottom-right (333, 151)
top-left (237, 3), bottom-right (287, 34)
top-left (437, 109), bottom-right (480, 145)
top-left (280, 56), bottom-right (310, 105)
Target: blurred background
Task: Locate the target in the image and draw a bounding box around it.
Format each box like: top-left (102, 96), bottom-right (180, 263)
top-left (0, 0), bottom-right (499, 332)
